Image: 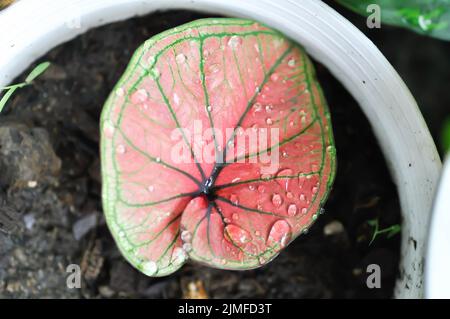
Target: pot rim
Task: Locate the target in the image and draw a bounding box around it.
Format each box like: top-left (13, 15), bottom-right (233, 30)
top-left (0, 0), bottom-right (442, 298)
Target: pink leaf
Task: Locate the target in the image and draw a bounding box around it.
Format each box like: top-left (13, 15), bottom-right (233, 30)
top-left (101, 18), bottom-right (336, 276)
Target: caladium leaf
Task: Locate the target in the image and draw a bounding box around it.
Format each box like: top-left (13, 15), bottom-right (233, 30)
top-left (336, 0), bottom-right (450, 41)
top-left (100, 18), bottom-right (336, 276)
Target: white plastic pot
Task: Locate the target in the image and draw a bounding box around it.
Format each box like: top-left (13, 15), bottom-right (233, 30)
top-left (0, 0), bottom-right (442, 298)
top-left (425, 157), bottom-right (450, 299)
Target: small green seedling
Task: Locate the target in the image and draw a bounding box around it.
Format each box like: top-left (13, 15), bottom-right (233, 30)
top-left (0, 61), bottom-right (51, 113)
top-left (367, 218), bottom-right (401, 245)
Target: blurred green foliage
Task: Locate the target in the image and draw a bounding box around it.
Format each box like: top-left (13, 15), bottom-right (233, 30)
top-left (336, 0), bottom-right (450, 41)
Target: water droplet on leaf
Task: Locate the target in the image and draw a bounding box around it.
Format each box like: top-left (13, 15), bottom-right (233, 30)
top-left (228, 35), bottom-right (242, 49)
top-left (142, 261), bottom-right (158, 276)
top-left (131, 89), bottom-right (148, 104)
top-left (176, 53), bottom-right (186, 63)
top-left (116, 87), bottom-right (125, 96)
top-left (150, 67), bottom-right (160, 79)
top-left (230, 194), bottom-right (239, 205)
top-left (271, 194), bottom-right (283, 207)
top-left (270, 73), bottom-right (279, 82)
top-left (182, 243), bottom-right (193, 252)
top-left (225, 224), bottom-right (252, 247)
top-left (181, 230), bottom-right (192, 243)
top-left (287, 204), bottom-right (298, 216)
top-left (268, 220), bottom-right (292, 249)
top-left (253, 102), bottom-right (263, 112)
top-left (171, 247), bottom-right (187, 265)
top-left (116, 144), bottom-right (126, 154)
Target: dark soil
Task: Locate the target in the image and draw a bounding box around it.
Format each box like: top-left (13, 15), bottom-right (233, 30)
top-left (0, 10), bottom-right (402, 298)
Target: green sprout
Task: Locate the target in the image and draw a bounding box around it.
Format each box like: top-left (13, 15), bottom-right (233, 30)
top-left (0, 61), bottom-right (51, 113)
top-left (367, 219), bottom-right (401, 245)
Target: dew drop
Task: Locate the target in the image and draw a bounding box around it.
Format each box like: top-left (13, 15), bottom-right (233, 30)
top-left (115, 87), bottom-right (125, 97)
top-left (271, 194), bottom-right (283, 207)
top-left (232, 213), bottom-right (239, 221)
top-left (300, 194), bottom-right (306, 201)
top-left (231, 177), bottom-right (241, 183)
top-left (209, 63), bottom-right (220, 73)
top-left (286, 192), bottom-right (294, 199)
top-left (288, 59), bottom-right (296, 67)
top-left (207, 105), bottom-right (213, 112)
top-left (230, 194), bottom-right (239, 205)
top-left (224, 218), bottom-right (231, 224)
top-left (181, 230), bottom-right (192, 243)
top-left (228, 35), bottom-right (242, 49)
top-left (150, 67), bottom-right (160, 79)
top-left (155, 157), bottom-right (161, 163)
top-left (276, 169), bottom-right (293, 191)
top-left (312, 213), bottom-right (318, 221)
top-left (176, 53), bottom-right (186, 64)
top-left (116, 144), bottom-right (126, 154)
top-left (248, 184), bottom-right (256, 191)
top-left (266, 118), bottom-right (273, 125)
top-left (118, 230), bottom-right (125, 238)
top-left (265, 104), bottom-right (273, 113)
top-left (131, 89), bottom-right (148, 104)
top-left (253, 102), bottom-right (263, 112)
top-left (173, 93), bottom-right (180, 105)
top-left (171, 247), bottom-right (187, 265)
top-left (261, 174), bottom-right (272, 180)
top-left (282, 151), bottom-right (289, 158)
top-left (312, 186), bottom-right (318, 194)
top-left (259, 256), bottom-right (266, 264)
top-left (182, 243), bottom-right (193, 252)
top-left (257, 185), bottom-right (266, 193)
top-left (220, 259), bottom-right (227, 265)
top-left (301, 116), bottom-right (307, 125)
top-left (142, 261), bottom-right (158, 276)
top-left (268, 220), bottom-right (292, 249)
top-left (301, 207), bottom-right (308, 215)
top-left (287, 204), bottom-right (298, 217)
top-left (225, 224), bottom-right (252, 247)
top-left (147, 185), bottom-right (155, 192)
top-left (255, 230), bottom-right (261, 236)
top-left (103, 121), bottom-right (115, 138)
top-left (147, 55), bottom-right (156, 65)
top-left (270, 73), bottom-right (279, 82)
